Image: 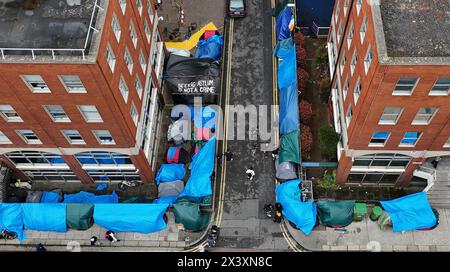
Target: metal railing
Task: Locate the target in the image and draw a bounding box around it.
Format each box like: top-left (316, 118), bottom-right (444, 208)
top-left (0, 0), bottom-right (103, 61)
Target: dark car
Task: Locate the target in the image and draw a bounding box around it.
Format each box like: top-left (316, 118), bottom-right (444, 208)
top-left (228, 0), bottom-right (246, 18)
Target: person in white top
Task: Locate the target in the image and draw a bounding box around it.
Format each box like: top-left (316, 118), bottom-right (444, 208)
top-left (246, 166), bottom-right (255, 181)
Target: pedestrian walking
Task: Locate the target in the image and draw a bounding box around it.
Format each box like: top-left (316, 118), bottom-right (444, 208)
top-left (224, 149), bottom-right (233, 162)
top-left (246, 166), bottom-right (255, 181)
top-left (104, 230), bottom-right (120, 244)
top-left (273, 202), bottom-right (283, 223)
top-left (36, 243), bottom-right (46, 252)
top-left (90, 236), bottom-right (100, 246)
top-left (271, 149), bottom-right (279, 161)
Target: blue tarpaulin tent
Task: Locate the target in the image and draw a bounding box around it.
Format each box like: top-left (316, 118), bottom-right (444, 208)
top-left (155, 164), bottom-right (186, 185)
top-left (22, 203), bottom-right (67, 232)
top-left (275, 179), bottom-right (317, 235)
top-left (40, 191), bottom-right (61, 203)
top-left (276, 7), bottom-right (293, 41)
top-left (0, 203), bottom-right (26, 241)
top-left (93, 204), bottom-right (169, 233)
top-left (279, 84), bottom-right (299, 134)
top-left (380, 192), bottom-right (437, 232)
top-left (179, 136), bottom-right (216, 199)
top-left (63, 191), bottom-right (119, 204)
top-left (195, 35), bottom-right (223, 61)
top-left (274, 38), bottom-right (297, 90)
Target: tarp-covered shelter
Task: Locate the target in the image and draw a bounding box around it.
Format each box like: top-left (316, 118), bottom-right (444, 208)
top-left (93, 204), bottom-right (169, 233)
top-left (279, 130), bottom-right (301, 164)
top-left (155, 164), bottom-right (186, 185)
top-left (274, 38), bottom-right (297, 90)
top-left (40, 191), bottom-right (62, 203)
top-left (158, 180), bottom-right (185, 197)
top-left (380, 192), bottom-right (437, 232)
top-left (166, 147), bottom-right (191, 164)
top-left (279, 84), bottom-right (299, 135)
top-left (63, 191), bottom-right (119, 204)
top-left (168, 119), bottom-right (189, 145)
top-left (317, 201), bottom-right (355, 227)
top-left (275, 179), bottom-right (317, 235)
top-left (66, 204), bottom-right (94, 230)
top-left (276, 7), bottom-right (294, 41)
top-left (195, 35), bottom-right (223, 61)
top-left (0, 203), bottom-right (26, 241)
top-left (173, 197), bottom-right (210, 231)
top-left (22, 203), bottom-right (67, 232)
top-left (275, 159), bottom-right (297, 180)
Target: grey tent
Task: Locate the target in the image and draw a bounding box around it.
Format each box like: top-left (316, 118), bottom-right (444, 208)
top-left (158, 180), bottom-right (185, 197)
top-left (168, 120), bottom-right (190, 145)
top-left (275, 159), bottom-right (297, 180)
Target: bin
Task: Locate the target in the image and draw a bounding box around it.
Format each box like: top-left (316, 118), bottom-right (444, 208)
top-left (370, 206), bottom-right (383, 221)
top-left (353, 203), bottom-right (367, 221)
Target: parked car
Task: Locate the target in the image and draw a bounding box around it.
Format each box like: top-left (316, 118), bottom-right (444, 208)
top-left (228, 0), bottom-right (246, 18)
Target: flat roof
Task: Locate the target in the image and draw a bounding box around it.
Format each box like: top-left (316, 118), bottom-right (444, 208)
top-left (379, 0), bottom-right (450, 58)
top-left (0, 0), bottom-right (97, 51)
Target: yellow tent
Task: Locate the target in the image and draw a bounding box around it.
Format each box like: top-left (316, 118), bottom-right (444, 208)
top-left (165, 22), bottom-right (218, 51)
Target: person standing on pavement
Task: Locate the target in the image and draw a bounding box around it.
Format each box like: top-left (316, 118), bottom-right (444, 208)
top-left (104, 230), bottom-right (120, 244)
top-left (36, 243), bottom-right (46, 252)
top-left (224, 149), bottom-right (233, 162)
top-left (246, 166), bottom-right (255, 181)
top-left (90, 236), bottom-right (100, 246)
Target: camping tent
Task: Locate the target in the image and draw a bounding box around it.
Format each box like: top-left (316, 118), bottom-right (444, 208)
top-left (168, 119), bottom-right (190, 145)
top-left (276, 7), bottom-right (294, 41)
top-left (166, 147), bottom-right (192, 164)
top-left (316, 201), bottom-right (355, 227)
top-left (158, 180), bottom-right (185, 197)
top-left (66, 204), bottom-right (94, 230)
top-left (155, 164), bottom-right (186, 185)
top-left (279, 130), bottom-right (301, 164)
top-left (194, 35), bottom-right (223, 61)
top-left (274, 38), bottom-right (297, 90)
top-left (279, 84), bottom-right (299, 135)
top-left (275, 159), bottom-right (297, 180)
top-left (380, 192), bottom-right (437, 232)
top-left (22, 203), bottom-right (67, 232)
top-left (173, 197), bottom-right (210, 231)
top-left (63, 191), bottom-right (119, 204)
top-left (0, 203), bottom-right (26, 241)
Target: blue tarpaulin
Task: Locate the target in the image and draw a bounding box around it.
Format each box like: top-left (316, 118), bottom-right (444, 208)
top-left (63, 191), bottom-right (119, 204)
top-left (155, 164), bottom-right (186, 185)
top-left (274, 38), bottom-right (297, 90)
top-left (276, 7), bottom-right (293, 41)
top-left (279, 84), bottom-right (299, 134)
top-left (195, 35), bottom-right (223, 61)
top-left (22, 203), bottom-right (67, 232)
top-left (275, 179), bottom-right (317, 235)
top-left (0, 204), bottom-right (26, 241)
top-left (40, 191), bottom-right (61, 203)
top-left (93, 204), bottom-right (169, 233)
top-left (193, 105), bottom-right (217, 129)
top-left (380, 192), bottom-right (437, 232)
top-left (179, 136), bottom-right (216, 198)
top-left (96, 183), bottom-right (108, 191)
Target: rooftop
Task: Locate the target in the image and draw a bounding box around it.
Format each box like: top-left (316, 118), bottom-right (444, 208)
top-left (0, 0), bottom-right (102, 61)
top-left (379, 0), bottom-right (450, 59)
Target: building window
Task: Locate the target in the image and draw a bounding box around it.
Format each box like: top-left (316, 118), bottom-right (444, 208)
top-left (16, 130), bottom-right (42, 144)
top-left (136, 0), bottom-right (143, 15)
top-left (379, 107), bottom-right (403, 125)
top-left (356, 0), bottom-right (362, 15)
top-left (343, 0), bottom-right (349, 15)
top-left (360, 16), bottom-right (367, 43)
top-left (430, 78), bottom-right (450, 96)
top-left (337, 22), bottom-right (343, 42)
top-left (75, 151), bottom-right (133, 166)
top-left (340, 55), bottom-right (346, 76)
top-left (62, 130), bottom-right (85, 145)
top-left (363, 48), bottom-right (373, 74)
top-left (93, 130), bottom-right (115, 145)
top-left (393, 78), bottom-right (419, 95)
top-left (44, 105), bottom-right (70, 122)
top-left (147, 0), bottom-right (154, 22)
top-left (22, 75), bottom-right (50, 93)
top-left (119, 75), bottom-right (130, 102)
top-left (412, 107), bottom-right (438, 125)
top-left (0, 105), bottom-right (23, 122)
top-left (444, 137), bottom-right (450, 148)
top-left (400, 132), bottom-right (422, 147)
top-left (78, 105), bottom-right (103, 123)
top-left (343, 76), bottom-right (349, 98)
top-left (353, 154), bottom-right (411, 169)
top-left (354, 78), bottom-right (361, 104)
top-left (106, 44), bottom-right (116, 72)
top-left (111, 14), bottom-right (121, 42)
top-left (139, 50), bottom-right (147, 72)
top-left (144, 19), bottom-right (151, 41)
top-left (135, 77), bottom-right (143, 98)
top-left (86, 169), bottom-right (140, 182)
top-left (120, 0), bottom-right (127, 14)
top-left (346, 105), bottom-right (352, 127)
top-left (59, 75), bottom-right (86, 93)
top-left (5, 151), bottom-right (66, 166)
top-left (335, 1), bottom-right (340, 23)
top-left (129, 21), bottom-right (138, 48)
top-left (124, 48), bottom-right (133, 74)
top-left (347, 23), bottom-right (354, 49)
top-left (369, 132), bottom-right (390, 147)
top-left (350, 49), bottom-right (357, 75)
top-left (130, 102), bottom-right (139, 125)
top-left (0, 131), bottom-right (12, 144)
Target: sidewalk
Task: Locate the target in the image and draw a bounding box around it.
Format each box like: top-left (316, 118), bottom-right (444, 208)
top-left (286, 208), bottom-right (450, 252)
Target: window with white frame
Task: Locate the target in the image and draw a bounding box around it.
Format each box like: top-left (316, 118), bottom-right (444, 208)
top-left (0, 105), bottom-right (23, 122)
top-left (369, 132), bottom-right (390, 147)
top-left (6, 151), bottom-right (66, 166)
top-left (135, 76), bottom-right (143, 98)
top-left (44, 105), bottom-right (70, 122)
top-left (0, 131), bottom-right (12, 144)
top-left (22, 75), bottom-right (50, 93)
top-left (93, 130), bottom-right (115, 145)
top-left (343, 76), bottom-right (349, 98)
top-left (347, 23), bottom-right (354, 49)
top-left (111, 14), bottom-right (121, 42)
top-left (119, 75), bottom-right (129, 102)
top-left (129, 21), bottom-right (138, 48)
top-left (430, 78), bottom-right (450, 95)
top-left (106, 44), bottom-right (116, 72)
top-left (130, 102), bottom-right (139, 125)
top-left (62, 130), bottom-right (85, 144)
top-left (346, 105), bottom-right (352, 127)
top-left (120, 0), bottom-right (127, 14)
top-left (444, 137), bottom-right (450, 148)
top-left (340, 55), bottom-right (346, 76)
top-left (124, 48), bottom-right (133, 74)
top-left (59, 75), bottom-right (86, 93)
top-left (144, 19), bottom-right (151, 41)
top-left (136, 0), bottom-right (143, 15)
top-left (343, 0), bottom-right (349, 15)
top-left (400, 132), bottom-right (422, 147)
top-left (350, 49), bottom-right (357, 75)
top-left (335, 1), bottom-right (340, 23)
top-left (16, 130), bottom-right (41, 144)
top-left (78, 105), bottom-right (103, 123)
top-left (356, 0), bottom-right (362, 15)
top-left (147, 0), bottom-right (154, 22)
top-left (364, 47), bottom-right (373, 74)
top-left (393, 78), bottom-right (419, 95)
top-left (139, 50), bottom-right (147, 72)
top-left (379, 107), bottom-right (403, 125)
top-left (354, 78), bottom-right (361, 104)
top-left (360, 16), bottom-right (367, 43)
top-left (412, 107), bottom-right (438, 125)
top-left (75, 151), bottom-right (133, 166)
top-left (337, 22), bottom-right (343, 42)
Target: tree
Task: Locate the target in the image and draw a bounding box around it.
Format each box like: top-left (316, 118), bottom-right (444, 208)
top-left (301, 124), bottom-right (313, 155)
top-left (319, 125), bottom-right (340, 160)
top-left (299, 100), bottom-right (312, 124)
top-left (316, 44), bottom-right (328, 64)
top-left (296, 47), bottom-right (307, 68)
top-left (297, 68), bottom-right (310, 91)
top-left (319, 77), bottom-right (332, 103)
top-left (294, 32), bottom-right (305, 48)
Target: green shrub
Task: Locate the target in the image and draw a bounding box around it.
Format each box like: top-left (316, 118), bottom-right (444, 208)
top-left (319, 126), bottom-right (340, 160)
top-left (316, 45), bottom-right (328, 64)
top-left (319, 77), bottom-right (332, 104)
top-left (316, 170), bottom-right (339, 190)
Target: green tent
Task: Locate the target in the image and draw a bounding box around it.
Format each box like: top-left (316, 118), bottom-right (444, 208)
top-left (173, 197), bottom-right (211, 232)
top-left (279, 130), bottom-right (301, 164)
top-left (317, 201), bottom-right (355, 227)
top-left (66, 204), bottom-right (94, 230)
top-left (122, 197), bottom-right (153, 203)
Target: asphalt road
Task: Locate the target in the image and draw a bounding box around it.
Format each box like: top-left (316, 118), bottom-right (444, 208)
top-left (216, 0), bottom-right (289, 251)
